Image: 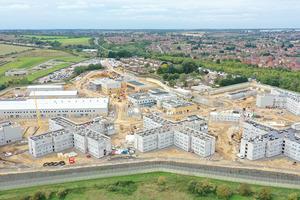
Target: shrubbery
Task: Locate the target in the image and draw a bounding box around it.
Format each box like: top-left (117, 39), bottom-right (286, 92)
top-left (256, 187), bottom-right (272, 200)
top-left (74, 64), bottom-right (104, 75)
top-left (106, 181), bottom-right (137, 195)
top-left (288, 193), bottom-right (300, 200)
top-left (188, 179), bottom-right (215, 196)
top-left (56, 189), bottom-right (69, 199)
top-left (238, 183), bottom-right (252, 196)
top-left (216, 184), bottom-right (232, 200)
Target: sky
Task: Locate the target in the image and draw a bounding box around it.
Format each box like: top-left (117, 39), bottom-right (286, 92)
top-left (0, 0), bottom-right (299, 29)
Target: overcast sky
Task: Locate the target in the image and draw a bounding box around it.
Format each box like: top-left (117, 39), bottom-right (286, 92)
top-left (0, 0), bottom-right (299, 29)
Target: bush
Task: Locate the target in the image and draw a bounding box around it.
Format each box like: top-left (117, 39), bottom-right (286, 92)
top-left (187, 180), bottom-right (198, 194)
top-left (157, 176), bottom-right (167, 186)
top-left (216, 184), bottom-right (232, 200)
top-left (256, 187), bottom-right (272, 200)
top-left (195, 179), bottom-right (215, 196)
top-left (44, 191), bottom-right (54, 199)
top-left (238, 183), bottom-right (252, 196)
top-left (56, 189), bottom-right (69, 199)
top-left (30, 191), bottom-right (45, 200)
top-left (19, 196), bottom-right (30, 200)
top-left (187, 179), bottom-right (215, 196)
top-left (106, 181), bottom-right (137, 195)
top-left (288, 193), bottom-right (300, 200)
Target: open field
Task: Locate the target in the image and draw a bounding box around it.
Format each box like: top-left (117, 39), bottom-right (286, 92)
top-left (0, 44), bottom-right (33, 56)
top-left (22, 35), bottom-right (91, 46)
top-left (0, 49), bottom-right (86, 85)
top-left (0, 172), bottom-right (299, 200)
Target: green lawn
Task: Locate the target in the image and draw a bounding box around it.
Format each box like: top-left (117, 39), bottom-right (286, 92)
top-left (0, 44), bottom-right (32, 56)
top-left (22, 35), bottom-right (91, 46)
top-left (0, 172), bottom-right (298, 200)
top-left (0, 49), bottom-right (86, 85)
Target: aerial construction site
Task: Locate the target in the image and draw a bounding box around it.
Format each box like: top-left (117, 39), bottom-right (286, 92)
top-left (0, 58), bottom-right (299, 178)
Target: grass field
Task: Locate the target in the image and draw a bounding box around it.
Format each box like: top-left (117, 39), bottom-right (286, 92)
top-left (23, 35), bottom-right (91, 46)
top-left (0, 44), bottom-right (32, 56)
top-left (0, 49), bottom-right (86, 85)
top-left (0, 172), bottom-right (299, 200)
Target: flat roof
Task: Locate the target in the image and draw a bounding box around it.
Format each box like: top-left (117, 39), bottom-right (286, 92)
top-left (0, 98), bottom-right (109, 111)
top-left (162, 99), bottom-right (193, 108)
top-left (127, 80), bottom-right (145, 86)
top-left (128, 92), bottom-right (151, 100)
top-left (29, 90), bottom-right (78, 97)
top-left (27, 85), bottom-right (63, 89)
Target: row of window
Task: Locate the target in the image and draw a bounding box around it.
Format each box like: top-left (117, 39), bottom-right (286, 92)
top-left (3, 109), bottom-right (97, 114)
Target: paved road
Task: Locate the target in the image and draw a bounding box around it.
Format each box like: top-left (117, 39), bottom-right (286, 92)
top-left (0, 160), bottom-right (299, 191)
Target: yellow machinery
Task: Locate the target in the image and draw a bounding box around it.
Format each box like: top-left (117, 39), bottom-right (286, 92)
top-left (33, 91), bottom-right (42, 128)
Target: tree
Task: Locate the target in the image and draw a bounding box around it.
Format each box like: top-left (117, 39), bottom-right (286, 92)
top-left (288, 193), bottom-right (299, 200)
top-left (182, 60), bottom-right (198, 74)
top-left (256, 187), bottom-right (272, 200)
top-left (216, 185), bottom-right (232, 200)
top-left (195, 179), bottom-right (215, 196)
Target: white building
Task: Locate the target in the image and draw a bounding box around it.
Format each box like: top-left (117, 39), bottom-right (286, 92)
top-left (0, 121), bottom-right (23, 146)
top-left (27, 84), bottom-right (64, 92)
top-left (134, 113), bottom-right (214, 157)
top-left (191, 131), bottom-right (216, 157)
top-left (284, 133), bottom-right (300, 161)
top-left (89, 78), bottom-right (122, 94)
top-left (238, 120), bottom-right (300, 161)
top-left (210, 110), bottom-right (241, 123)
top-left (29, 129), bottom-right (73, 157)
top-left (29, 90), bottom-right (78, 99)
top-left (148, 89), bottom-right (177, 103)
top-left (29, 117), bottom-right (113, 158)
top-left (86, 131), bottom-right (111, 158)
top-left (128, 93), bottom-right (156, 107)
top-left (173, 88), bottom-right (192, 98)
top-left (0, 98), bottom-right (109, 119)
top-left (227, 89), bottom-right (257, 100)
top-left (174, 128), bottom-right (191, 152)
top-left (256, 88), bottom-right (300, 116)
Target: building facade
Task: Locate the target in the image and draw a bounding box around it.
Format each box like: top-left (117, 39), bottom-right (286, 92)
top-left (0, 121), bottom-right (23, 146)
top-left (161, 99), bottom-right (197, 115)
top-left (134, 113), bottom-right (215, 157)
top-left (128, 93), bottom-right (156, 107)
top-left (238, 120), bottom-right (300, 161)
top-left (29, 117), bottom-right (113, 158)
top-left (210, 111), bottom-right (241, 123)
top-left (256, 88), bottom-right (300, 116)
top-left (0, 98), bottom-right (109, 119)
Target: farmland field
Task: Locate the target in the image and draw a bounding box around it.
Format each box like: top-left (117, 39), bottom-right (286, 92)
top-left (22, 35), bottom-right (91, 46)
top-left (0, 172), bottom-right (299, 200)
top-left (0, 49), bottom-right (86, 85)
top-left (0, 44), bottom-right (33, 56)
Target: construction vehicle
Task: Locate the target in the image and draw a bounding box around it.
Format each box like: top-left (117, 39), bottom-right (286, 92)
top-left (33, 91), bottom-right (42, 129)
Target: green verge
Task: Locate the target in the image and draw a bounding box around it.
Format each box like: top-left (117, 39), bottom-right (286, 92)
top-left (0, 172), bottom-right (298, 200)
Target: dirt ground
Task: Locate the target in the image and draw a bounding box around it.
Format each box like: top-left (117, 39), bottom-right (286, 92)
top-left (0, 70), bottom-right (300, 173)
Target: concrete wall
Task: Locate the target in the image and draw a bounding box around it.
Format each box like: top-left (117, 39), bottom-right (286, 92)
top-left (0, 160), bottom-right (299, 191)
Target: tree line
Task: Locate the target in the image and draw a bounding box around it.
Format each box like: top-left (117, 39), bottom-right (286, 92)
top-left (157, 56), bottom-right (300, 92)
